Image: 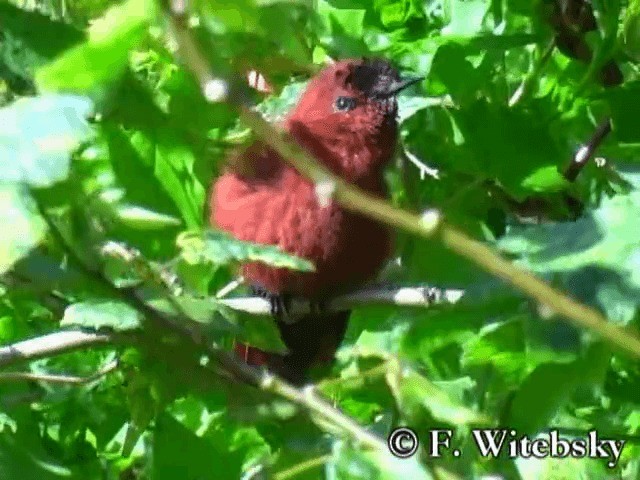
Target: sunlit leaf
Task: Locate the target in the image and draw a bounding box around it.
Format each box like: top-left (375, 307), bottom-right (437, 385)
top-left (177, 229), bottom-right (315, 271)
top-left (0, 184), bottom-right (46, 274)
top-left (115, 205), bottom-right (181, 229)
top-left (498, 171), bottom-right (640, 323)
top-left (0, 95), bottom-right (94, 186)
top-left (36, 0), bottom-right (156, 93)
top-left (62, 300), bottom-right (143, 331)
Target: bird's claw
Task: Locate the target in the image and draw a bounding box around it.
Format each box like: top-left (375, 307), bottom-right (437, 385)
top-left (250, 285), bottom-right (330, 324)
top-left (250, 285), bottom-right (293, 323)
top-left (269, 293), bottom-right (293, 322)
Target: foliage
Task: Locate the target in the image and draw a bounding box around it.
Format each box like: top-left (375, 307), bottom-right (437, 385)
top-left (1, 0), bottom-right (640, 479)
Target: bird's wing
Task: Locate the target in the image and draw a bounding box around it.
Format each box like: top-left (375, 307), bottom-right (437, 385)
top-left (211, 170), bottom-right (337, 256)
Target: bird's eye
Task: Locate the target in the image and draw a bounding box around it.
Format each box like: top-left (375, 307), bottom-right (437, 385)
top-left (334, 96), bottom-right (357, 112)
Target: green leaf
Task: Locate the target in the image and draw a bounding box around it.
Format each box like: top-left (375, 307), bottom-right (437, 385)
top-left (147, 294), bottom-right (287, 353)
top-left (374, 0), bottom-right (425, 29)
top-left (461, 317), bottom-right (577, 387)
top-left (99, 121), bottom-right (188, 230)
top-left (177, 229), bottom-right (315, 271)
top-left (0, 95), bottom-right (94, 187)
top-left (505, 361), bottom-right (581, 434)
top-left (231, 310), bottom-right (288, 354)
top-left (36, 0), bottom-right (156, 94)
top-left (152, 413), bottom-right (242, 480)
top-left (623, 0), bottom-right (640, 61)
top-left (520, 165), bottom-right (570, 193)
top-left (498, 171), bottom-right (640, 323)
top-left (333, 441), bottom-right (431, 480)
top-left (462, 319), bottom-right (528, 384)
top-left (62, 300), bottom-right (143, 331)
top-left (505, 344), bottom-right (610, 437)
top-left (386, 365), bottom-right (491, 427)
top-left (428, 43), bottom-right (486, 105)
top-left (0, 184), bottom-right (46, 274)
top-left (316, 0), bottom-right (369, 57)
top-left (0, 2), bottom-right (83, 86)
top-left (115, 205), bottom-right (181, 230)
top-left (154, 131), bottom-right (206, 229)
top-left (442, 0), bottom-right (491, 37)
top-left (0, 423), bottom-right (80, 480)
top-left (603, 82), bottom-right (640, 144)
top-left (451, 100), bottom-right (564, 197)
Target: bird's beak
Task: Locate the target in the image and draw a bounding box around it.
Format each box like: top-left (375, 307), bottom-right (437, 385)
top-left (382, 75), bottom-right (424, 97)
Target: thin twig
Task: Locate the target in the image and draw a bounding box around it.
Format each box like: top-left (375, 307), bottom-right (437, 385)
top-left (509, 38), bottom-right (555, 107)
top-left (0, 359), bottom-right (119, 384)
top-left (100, 239), bottom-right (466, 314)
top-left (318, 361), bottom-right (389, 393)
top-left (0, 330), bottom-right (114, 367)
top-left (220, 284), bottom-right (465, 316)
top-left (216, 277), bottom-right (244, 298)
top-left (274, 454), bottom-right (332, 480)
top-left (563, 117), bottom-right (612, 182)
top-left (101, 240), bottom-right (184, 296)
top-left (403, 148), bottom-right (440, 180)
top-left (102, 238), bottom-right (465, 313)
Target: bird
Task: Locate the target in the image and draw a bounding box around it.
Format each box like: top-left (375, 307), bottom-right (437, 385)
top-left (210, 58), bottom-right (422, 384)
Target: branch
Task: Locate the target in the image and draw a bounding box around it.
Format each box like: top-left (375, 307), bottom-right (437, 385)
top-left (0, 330), bottom-right (114, 368)
top-left (101, 240), bottom-right (184, 295)
top-left (102, 238), bottom-right (465, 315)
top-left (219, 284), bottom-right (465, 316)
top-left (274, 454), bottom-right (332, 480)
top-left (563, 117), bottom-right (612, 182)
top-left (509, 37), bottom-right (555, 107)
top-left (242, 109), bottom-right (640, 358)
top-left (0, 359), bottom-right (119, 385)
top-left (32, 194), bottom-right (389, 455)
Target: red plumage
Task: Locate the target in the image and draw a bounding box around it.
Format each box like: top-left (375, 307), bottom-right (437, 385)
top-left (210, 58), bottom-right (418, 383)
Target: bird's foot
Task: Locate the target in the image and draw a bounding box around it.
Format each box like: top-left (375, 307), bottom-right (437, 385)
top-left (250, 285), bottom-right (293, 323)
top-left (250, 285), bottom-right (331, 323)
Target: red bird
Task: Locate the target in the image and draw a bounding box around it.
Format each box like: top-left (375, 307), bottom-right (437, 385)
top-left (210, 58), bottom-right (421, 383)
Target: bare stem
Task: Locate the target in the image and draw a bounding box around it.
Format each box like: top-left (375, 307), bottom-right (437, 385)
top-left (274, 454), bottom-right (333, 480)
top-left (509, 38), bottom-right (555, 107)
top-left (0, 330), bottom-right (114, 367)
top-left (563, 117), bottom-right (612, 182)
top-left (0, 359), bottom-right (119, 385)
top-left (220, 284), bottom-right (464, 316)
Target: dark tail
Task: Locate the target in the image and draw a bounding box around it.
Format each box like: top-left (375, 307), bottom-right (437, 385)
top-left (234, 311), bottom-right (350, 385)
top-left (598, 60), bottom-right (623, 88)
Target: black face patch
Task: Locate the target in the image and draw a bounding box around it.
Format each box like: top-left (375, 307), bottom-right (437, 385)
top-left (348, 58), bottom-right (402, 100)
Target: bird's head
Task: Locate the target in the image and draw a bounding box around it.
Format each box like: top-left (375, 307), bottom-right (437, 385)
top-left (286, 58), bottom-right (423, 178)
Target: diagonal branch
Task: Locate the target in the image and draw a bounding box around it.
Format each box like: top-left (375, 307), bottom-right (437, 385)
top-left (0, 359), bottom-right (119, 385)
top-left (162, 2), bottom-right (640, 360)
top-left (30, 192), bottom-right (389, 454)
top-left (239, 109), bottom-right (640, 358)
top-left (563, 117), bottom-right (612, 182)
top-left (0, 330), bottom-right (114, 367)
